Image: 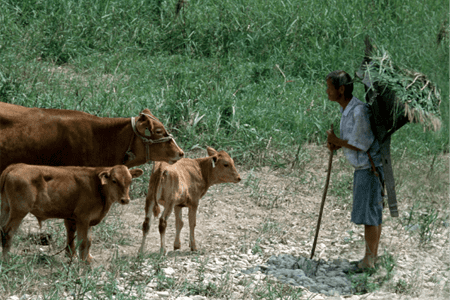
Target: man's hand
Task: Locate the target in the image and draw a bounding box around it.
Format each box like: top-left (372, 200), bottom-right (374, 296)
top-left (326, 126), bottom-right (341, 151)
top-left (327, 142), bottom-right (341, 151)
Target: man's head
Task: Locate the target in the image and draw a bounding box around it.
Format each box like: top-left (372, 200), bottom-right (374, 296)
top-left (326, 70), bottom-right (353, 101)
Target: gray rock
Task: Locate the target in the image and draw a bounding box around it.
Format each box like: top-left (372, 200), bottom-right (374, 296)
top-left (249, 255), bottom-right (355, 296)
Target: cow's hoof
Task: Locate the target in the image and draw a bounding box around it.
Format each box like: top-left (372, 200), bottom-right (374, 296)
top-left (85, 254), bottom-right (94, 264)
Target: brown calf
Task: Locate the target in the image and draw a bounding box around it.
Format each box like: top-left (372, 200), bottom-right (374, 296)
top-left (139, 147), bottom-right (241, 255)
top-left (0, 163), bottom-right (143, 262)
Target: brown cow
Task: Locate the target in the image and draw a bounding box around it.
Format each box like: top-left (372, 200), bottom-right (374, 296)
top-left (0, 102), bottom-right (184, 175)
top-left (139, 147), bottom-right (241, 255)
top-left (0, 163), bottom-right (143, 262)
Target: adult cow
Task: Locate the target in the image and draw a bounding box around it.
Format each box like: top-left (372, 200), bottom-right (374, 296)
top-left (0, 102), bottom-right (184, 174)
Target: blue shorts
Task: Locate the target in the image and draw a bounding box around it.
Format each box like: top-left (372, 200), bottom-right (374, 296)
top-left (351, 166), bottom-right (384, 226)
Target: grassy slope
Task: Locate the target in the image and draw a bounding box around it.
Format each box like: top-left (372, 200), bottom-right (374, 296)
top-left (0, 0), bottom-right (448, 161)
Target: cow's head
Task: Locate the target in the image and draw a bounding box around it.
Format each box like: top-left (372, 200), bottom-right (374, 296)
top-left (125, 109), bottom-right (184, 167)
top-left (98, 165), bottom-right (144, 205)
top-left (206, 147), bottom-right (241, 184)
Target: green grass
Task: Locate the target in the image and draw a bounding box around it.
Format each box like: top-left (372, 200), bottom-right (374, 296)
top-left (0, 0), bottom-right (447, 163)
top-left (0, 0), bottom-right (448, 298)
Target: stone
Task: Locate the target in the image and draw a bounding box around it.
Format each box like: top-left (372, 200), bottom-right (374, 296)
top-left (191, 296), bottom-right (207, 300)
top-left (156, 291), bottom-right (170, 298)
top-left (162, 267), bottom-right (175, 275)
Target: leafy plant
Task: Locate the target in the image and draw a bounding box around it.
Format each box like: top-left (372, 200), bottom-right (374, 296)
top-left (417, 208), bottom-right (440, 244)
top-left (252, 279), bottom-right (303, 299)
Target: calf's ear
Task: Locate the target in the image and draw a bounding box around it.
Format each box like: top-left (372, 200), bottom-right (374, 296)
top-left (98, 171), bottom-right (110, 185)
top-left (207, 147), bottom-right (218, 156)
top-left (130, 168), bottom-right (144, 178)
top-left (211, 156), bottom-right (217, 168)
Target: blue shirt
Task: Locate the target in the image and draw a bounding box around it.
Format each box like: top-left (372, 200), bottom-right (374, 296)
top-left (340, 97), bottom-right (382, 170)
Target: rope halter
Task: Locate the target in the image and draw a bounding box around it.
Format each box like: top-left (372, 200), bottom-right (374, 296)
top-left (124, 113), bottom-right (178, 164)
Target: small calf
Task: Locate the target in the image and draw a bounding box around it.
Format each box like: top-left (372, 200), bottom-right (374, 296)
top-left (139, 147), bottom-right (241, 255)
top-left (0, 163), bottom-right (143, 262)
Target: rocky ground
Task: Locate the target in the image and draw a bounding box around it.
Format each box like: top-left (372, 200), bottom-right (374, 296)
top-left (8, 145), bottom-right (449, 299)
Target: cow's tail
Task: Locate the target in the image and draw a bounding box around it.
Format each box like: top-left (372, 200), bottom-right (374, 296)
top-left (152, 186), bottom-right (161, 218)
top-left (153, 170), bottom-right (168, 217)
top-left (147, 165), bottom-right (164, 218)
top-left (151, 183), bottom-right (161, 218)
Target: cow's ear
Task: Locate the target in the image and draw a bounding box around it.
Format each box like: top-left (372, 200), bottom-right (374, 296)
top-left (141, 108), bottom-right (152, 116)
top-left (137, 114), bottom-right (153, 135)
top-left (98, 171), bottom-right (110, 185)
top-left (207, 147), bottom-right (217, 156)
top-left (138, 113), bottom-right (147, 122)
top-left (130, 168), bottom-right (144, 178)
top-left (211, 156), bottom-right (217, 168)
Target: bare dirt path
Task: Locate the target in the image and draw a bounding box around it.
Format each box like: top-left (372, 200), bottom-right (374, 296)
top-left (16, 145), bottom-right (449, 299)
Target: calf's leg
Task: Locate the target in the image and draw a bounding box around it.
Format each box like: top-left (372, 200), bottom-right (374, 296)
top-left (188, 206), bottom-right (198, 251)
top-left (64, 219), bottom-right (77, 258)
top-left (1, 212), bottom-right (27, 260)
top-left (159, 203), bottom-right (174, 255)
top-left (139, 200), bottom-right (155, 255)
top-left (0, 199), bottom-right (11, 228)
top-left (76, 222), bottom-right (92, 263)
top-left (174, 206), bottom-right (183, 250)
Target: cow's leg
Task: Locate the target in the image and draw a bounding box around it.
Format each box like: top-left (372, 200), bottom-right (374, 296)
top-left (188, 206), bottom-right (198, 251)
top-left (174, 206), bottom-right (183, 250)
top-left (76, 222), bottom-right (92, 263)
top-left (1, 212), bottom-right (27, 260)
top-left (139, 200), bottom-right (155, 255)
top-left (86, 229), bottom-right (93, 262)
top-left (64, 219), bottom-right (77, 258)
top-left (0, 198), bottom-right (11, 228)
top-left (159, 204), bottom-right (174, 255)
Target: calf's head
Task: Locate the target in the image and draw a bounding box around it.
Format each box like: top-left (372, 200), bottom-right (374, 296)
top-left (129, 109), bottom-right (184, 166)
top-left (98, 165), bottom-right (144, 205)
top-left (207, 147), bottom-right (241, 184)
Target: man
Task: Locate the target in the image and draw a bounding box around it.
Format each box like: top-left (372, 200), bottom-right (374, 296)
top-left (325, 70), bottom-right (384, 271)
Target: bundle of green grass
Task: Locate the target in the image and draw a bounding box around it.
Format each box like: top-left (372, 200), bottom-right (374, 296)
top-left (358, 47), bottom-right (442, 132)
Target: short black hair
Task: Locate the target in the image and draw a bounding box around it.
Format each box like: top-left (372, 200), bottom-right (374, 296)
top-left (326, 70), bottom-right (353, 98)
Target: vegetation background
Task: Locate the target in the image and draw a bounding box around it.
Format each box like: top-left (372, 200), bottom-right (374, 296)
top-left (0, 0), bottom-right (448, 299)
top-left (1, 0), bottom-right (448, 160)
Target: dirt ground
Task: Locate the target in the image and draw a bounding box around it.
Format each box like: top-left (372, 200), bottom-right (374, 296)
top-left (15, 145), bottom-right (450, 299)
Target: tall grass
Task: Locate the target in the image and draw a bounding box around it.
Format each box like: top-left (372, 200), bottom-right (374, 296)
top-left (0, 0), bottom-right (447, 162)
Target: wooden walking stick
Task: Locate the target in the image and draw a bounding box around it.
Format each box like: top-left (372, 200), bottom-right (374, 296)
top-left (310, 124), bottom-right (334, 259)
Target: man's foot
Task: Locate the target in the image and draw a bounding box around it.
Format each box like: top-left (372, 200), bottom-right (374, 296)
top-left (345, 258), bottom-right (376, 274)
top-left (344, 261), bottom-right (373, 274)
top-left (350, 256), bottom-right (378, 267)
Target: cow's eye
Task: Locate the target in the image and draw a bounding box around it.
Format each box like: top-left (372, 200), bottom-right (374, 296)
top-left (223, 164), bottom-right (229, 167)
top-left (112, 179), bottom-right (117, 184)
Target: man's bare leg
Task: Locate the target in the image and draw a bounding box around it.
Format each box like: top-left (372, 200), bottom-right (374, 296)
top-left (361, 224), bottom-right (381, 268)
